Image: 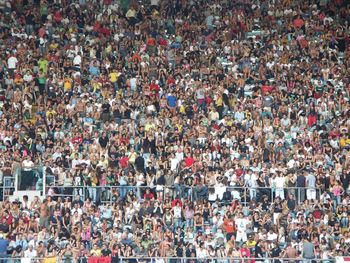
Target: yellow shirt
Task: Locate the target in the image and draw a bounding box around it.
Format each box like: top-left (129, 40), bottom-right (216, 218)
top-left (49, 43), bottom-right (58, 50)
top-left (43, 258), bottom-right (57, 263)
top-left (126, 9), bottom-right (136, 18)
top-left (226, 119), bottom-right (233, 127)
top-left (179, 105), bottom-right (185, 114)
top-left (246, 240), bottom-right (256, 248)
top-left (215, 97), bottom-right (223, 107)
top-left (90, 248), bottom-right (101, 256)
top-left (145, 123), bottom-right (155, 132)
top-left (91, 176), bottom-right (98, 187)
top-left (175, 124), bottom-right (183, 133)
top-left (129, 152), bottom-right (137, 163)
top-left (92, 80), bottom-right (102, 92)
top-left (340, 137), bottom-right (350, 147)
top-left (63, 78), bottom-right (72, 91)
top-left (109, 72), bottom-right (118, 83)
top-left (46, 110), bottom-right (57, 118)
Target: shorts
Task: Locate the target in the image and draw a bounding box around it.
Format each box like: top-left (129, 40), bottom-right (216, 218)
top-left (236, 231), bottom-right (247, 242)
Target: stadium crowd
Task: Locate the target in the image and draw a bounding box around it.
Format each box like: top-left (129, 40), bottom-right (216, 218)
top-left (0, 0), bottom-right (349, 262)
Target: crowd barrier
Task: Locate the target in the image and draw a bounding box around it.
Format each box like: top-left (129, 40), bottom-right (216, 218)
top-left (2, 256), bottom-right (338, 263)
top-left (2, 166), bottom-right (345, 206)
top-left (40, 184), bottom-right (334, 206)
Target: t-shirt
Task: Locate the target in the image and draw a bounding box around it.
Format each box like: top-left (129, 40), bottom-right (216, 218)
top-left (109, 72), bottom-right (118, 83)
top-left (167, 95), bottom-right (177, 107)
top-left (271, 246), bottom-right (281, 257)
top-left (73, 55), bottom-right (81, 66)
top-left (235, 218), bottom-right (248, 232)
top-left (223, 219), bottom-right (234, 233)
top-left (306, 174), bottom-right (316, 188)
top-left (7, 56), bottom-right (18, 69)
top-left (38, 59), bottom-right (48, 73)
top-left (184, 157), bottom-right (194, 167)
top-left (0, 238), bottom-right (9, 254)
top-left (303, 241), bottom-right (315, 259)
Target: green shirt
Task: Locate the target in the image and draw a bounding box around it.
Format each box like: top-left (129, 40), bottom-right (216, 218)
top-left (38, 59), bottom-right (48, 73)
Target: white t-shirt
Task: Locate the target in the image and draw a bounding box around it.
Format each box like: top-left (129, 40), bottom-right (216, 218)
top-left (170, 158), bottom-right (179, 171)
top-left (235, 218), bottom-right (248, 232)
top-left (73, 55), bottom-right (82, 66)
top-left (7, 56), bottom-right (18, 69)
top-left (275, 176), bottom-right (285, 188)
top-left (24, 249), bottom-right (37, 258)
top-left (267, 232), bottom-right (278, 241)
top-left (22, 159), bottom-right (34, 170)
top-left (173, 206), bottom-right (182, 219)
top-left (130, 78), bottom-right (137, 89)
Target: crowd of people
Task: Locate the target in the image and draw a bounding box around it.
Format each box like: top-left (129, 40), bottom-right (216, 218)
top-left (0, 0), bottom-right (350, 262)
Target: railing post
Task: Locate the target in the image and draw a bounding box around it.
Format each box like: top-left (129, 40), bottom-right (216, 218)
top-left (110, 186), bottom-right (113, 205)
top-left (190, 186), bottom-right (194, 201)
top-left (297, 187), bottom-right (300, 205)
top-left (271, 187), bottom-right (274, 204)
top-left (2, 183), bottom-right (4, 202)
top-left (82, 185), bottom-right (86, 202)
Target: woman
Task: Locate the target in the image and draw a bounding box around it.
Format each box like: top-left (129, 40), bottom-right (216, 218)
top-left (62, 210), bottom-right (71, 233)
top-left (163, 208), bottom-right (173, 230)
top-left (30, 196), bottom-right (41, 212)
top-left (184, 204), bottom-right (194, 227)
top-left (61, 244), bottom-right (73, 263)
top-left (331, 181), bottom-right (344, 207)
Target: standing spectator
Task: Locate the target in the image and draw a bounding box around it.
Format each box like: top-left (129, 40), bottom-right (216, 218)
top-left (0, 234), bottom-right (8, 263)
top-left (306, 172), bottom-right (316, 200)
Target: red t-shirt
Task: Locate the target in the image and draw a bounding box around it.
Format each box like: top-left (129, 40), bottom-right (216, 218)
top-left (149, 83), bottom-right (160, 97)
top-left (147, 38), bottom-right (156, 46)
top-left (119, 156), bottom-right (129, 168)
top-left (144, 193), bottom-right (155, 200)
top-left (2, 215), bottom-right (13, 225)
top-left (262, 85), bottom-right (273, 93)
top-left (224, 219), bottom-right (235, 233)
top-left (53, 11), bottom-right (62, 23)
top-left (184, 157), bottom-right (195, 167)
top-left (293, 18), bottom-right (304, 28)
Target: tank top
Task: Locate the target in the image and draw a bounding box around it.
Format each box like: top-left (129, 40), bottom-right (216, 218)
top-left (165, 214), bottom-right (172, 225)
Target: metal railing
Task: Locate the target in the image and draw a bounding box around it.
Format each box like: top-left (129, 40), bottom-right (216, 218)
top-left (42, 185), bottom-right (337, 206)
top-left (0, 256), bottom-right (337, 263)
top-left (2, 176), bottom-right (15, 201)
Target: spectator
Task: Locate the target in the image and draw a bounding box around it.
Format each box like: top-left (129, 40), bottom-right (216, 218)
top-left (0, 0), bottom-right (348, 261)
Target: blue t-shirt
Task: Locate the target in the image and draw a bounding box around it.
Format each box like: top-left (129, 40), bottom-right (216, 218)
top-left (167, 95), bottom-right (177, 107)
top-left (0, 238), bottom-right (9, 254)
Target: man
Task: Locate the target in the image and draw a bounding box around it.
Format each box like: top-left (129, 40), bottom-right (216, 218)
top-left (270, 242), bottom-right (282, 263)
top-left (7, 54), bottom-right (18, 78)
top-left (223, 214), bottom-right (235, 241)
top-left (0, 234), bottom-right (8, 263)
top-left (287, 194), bottom-right (296, 217)
top-left (296, 172), bottom-right (306, 202)
top-left (306, 172), bottom-right (316, 200)
top-left (275, 172), bottom-right (286, 200)
top-left (21, 156), bottom-right (35, 190)
top-left (245, 169), bottom-right (258, 200)
top-left (24, 244), bottom-right (37, 259)
top-left (282, 242), bottom-right (297, 259)
top-left (302, 238), bottom-right (316, 262)
top-left (101, 243), bottom-right (111, 256)
top-left (235, 212), bottom-right (248, 245)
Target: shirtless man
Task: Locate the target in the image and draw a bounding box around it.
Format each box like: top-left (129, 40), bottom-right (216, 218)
top-left (39, 199), bottom-right (49, 229)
